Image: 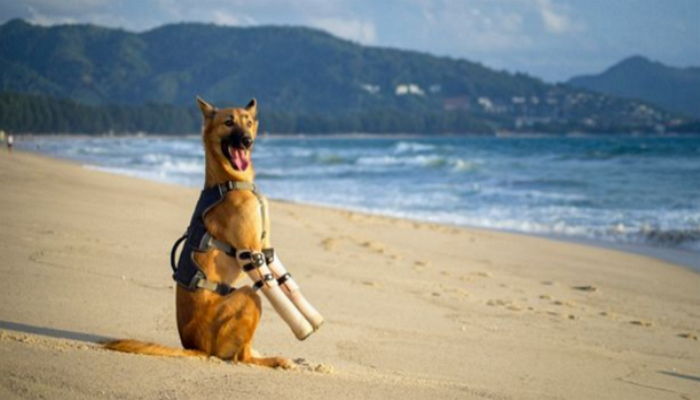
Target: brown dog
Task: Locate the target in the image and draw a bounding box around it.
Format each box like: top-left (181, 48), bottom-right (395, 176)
top-left (104, 97), bottom-right (292, 368)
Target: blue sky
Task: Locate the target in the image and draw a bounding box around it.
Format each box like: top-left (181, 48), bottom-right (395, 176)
top-left (1, 0), bottom-right (698, 81)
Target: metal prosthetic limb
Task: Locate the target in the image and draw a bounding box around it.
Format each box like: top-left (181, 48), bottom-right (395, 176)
top-left (265, 251), bottom-right (324, 331)
top-left (237, 251), bottom-right (314, 341)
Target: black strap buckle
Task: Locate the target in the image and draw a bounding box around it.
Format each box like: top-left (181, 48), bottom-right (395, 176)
top-left (251, 252), bottom-right (265, 267)
top-left (214, 282), bottom-right (235, 296)
top-left (277, 272), bottom-right (292, 285)
top-left (262, 248), bottom-right (275, 265)
top-left (242, 252), bottom-right (267, 272)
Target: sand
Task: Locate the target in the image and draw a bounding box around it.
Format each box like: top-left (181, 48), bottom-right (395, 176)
top-left (0, 150), bottom-right (699, 400)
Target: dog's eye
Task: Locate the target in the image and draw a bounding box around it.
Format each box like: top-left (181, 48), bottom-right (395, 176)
top-left (224, 120), bottom-right (234, 127)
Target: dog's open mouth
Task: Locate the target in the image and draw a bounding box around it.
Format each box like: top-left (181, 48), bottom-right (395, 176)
top-left (223, 144), bottom-right (250, 171)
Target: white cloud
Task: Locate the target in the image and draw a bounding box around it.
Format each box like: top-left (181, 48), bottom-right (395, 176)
top-left (24, 4), bottom-right (130, 28)
top-left (23, 0), bottom-right (111, 14)
top-left (534, 0), bottom-right (583, 34)
top-left (211, 10), bottom-right (257, 26)
top-left (308, 17), bottom-right (376, 44)
top-left (25, 6), bottom-right (77, 26)
top-left (413, 2), bottom-right (531, 51)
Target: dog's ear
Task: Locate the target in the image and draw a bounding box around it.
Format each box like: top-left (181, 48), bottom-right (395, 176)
top-left (196, 96), bottom-right (217, 119)
top-left (245, 98), bottom-right (257, 119)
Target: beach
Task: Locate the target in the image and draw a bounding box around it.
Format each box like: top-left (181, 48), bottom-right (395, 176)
top-left (1, 150), bottom-right (699, 399)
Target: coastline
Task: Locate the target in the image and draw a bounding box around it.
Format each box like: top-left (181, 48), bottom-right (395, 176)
top-left (20, 141), bottom-right (700, 273)
top-left (1, 150), bottom-right (699, 399)
top-left (554, 235), bottom-right (700, 273)
top-left (15, 133), bottom-right (700, 271)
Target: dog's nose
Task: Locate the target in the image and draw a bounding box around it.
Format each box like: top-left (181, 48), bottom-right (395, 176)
top-left (241, 134), bottom-right (254, 149)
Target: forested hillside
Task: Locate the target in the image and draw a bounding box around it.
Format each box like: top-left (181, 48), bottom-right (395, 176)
top-left (1, 19), bottom-right (692, 134)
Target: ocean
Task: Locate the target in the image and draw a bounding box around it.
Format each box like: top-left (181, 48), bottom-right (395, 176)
top-left (17, 134), bottom-right (700, 267)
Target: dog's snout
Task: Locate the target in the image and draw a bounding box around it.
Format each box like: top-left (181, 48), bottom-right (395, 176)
top-left (241, 134), bottom-right (254, 149)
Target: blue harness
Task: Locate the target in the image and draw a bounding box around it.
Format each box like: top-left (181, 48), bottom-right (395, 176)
top-left (170, 181), bottom-right (273, 296)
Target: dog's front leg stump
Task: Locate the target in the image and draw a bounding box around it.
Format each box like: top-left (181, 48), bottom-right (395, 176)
top-left (238, 251), bottom-right (314, 340)
top-left (266, 252), bottom-right (324, 330)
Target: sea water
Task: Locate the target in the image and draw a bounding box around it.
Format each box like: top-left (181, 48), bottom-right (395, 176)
top-left (17, 134), bottom-right (700, 262)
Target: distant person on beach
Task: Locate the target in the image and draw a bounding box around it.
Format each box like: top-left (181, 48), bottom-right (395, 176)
top-left (6, 134), bottom-right (13, 153)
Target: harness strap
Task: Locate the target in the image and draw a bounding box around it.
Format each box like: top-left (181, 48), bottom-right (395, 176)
top-left (218, 180), bottom-right (256, 196)
top-left (171, 180), bottom-right (272, 296)
top-left (201, 232), bottom-right (237, 256)
top-left (251, 190), bottom-right (268, 240)
top-left (170, 233), bottom-right (188, 273)
top-left (188, 270), bottom-right (236, 296)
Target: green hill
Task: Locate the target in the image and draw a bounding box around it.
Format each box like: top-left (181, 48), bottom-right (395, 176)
top-left (0, 19), bottom-right (692, 134)
top-left (568, 56), bottom-right (700, 118)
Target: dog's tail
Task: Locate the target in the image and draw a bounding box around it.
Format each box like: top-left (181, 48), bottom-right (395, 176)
top-left (102, 339), bottom-right (205, 358)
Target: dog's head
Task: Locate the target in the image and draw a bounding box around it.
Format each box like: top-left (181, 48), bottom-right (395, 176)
top-left (197, 96), bottom-right (259, 183)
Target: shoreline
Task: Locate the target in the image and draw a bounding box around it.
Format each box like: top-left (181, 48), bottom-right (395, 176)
top-left (1, 149), bottom-right (699, 399)
top-left (263, 197), bottom-right (700, 274)
top-left (14, 144), bottom-right (700, 274)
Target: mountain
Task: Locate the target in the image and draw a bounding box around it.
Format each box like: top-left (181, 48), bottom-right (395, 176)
top-left (568, 56), bottom-right (700, 118)
top-left (0, 19), bottom-right (692, 134)
top-left (0, 18), bottom-right (542, 112)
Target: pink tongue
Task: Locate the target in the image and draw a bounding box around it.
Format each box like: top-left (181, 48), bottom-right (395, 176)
top-left (229, 147), bottom-right (249, 171)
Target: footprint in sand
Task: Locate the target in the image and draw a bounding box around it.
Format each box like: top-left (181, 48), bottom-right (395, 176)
top-left (439, 286), bottom-right (469, 299)
top-left (677, 333), bottom-right (698, 341)
top-left (542, 311), bottom-right (577, 320)
top-left (412, 260), bottom-right (430, 272)
top-left (320, 237), bottom-right (337, 251)
top-left (572, 285), bottom-right (597, 292)
top-left (552, 300), bottom-right (576, 307)
top-left (359, 239), bottom-right (402, 260)
top-left (486, 299), bottom-right (523, 311)
top-left (361, 280), bottom-right (382, 288)
top-left (361, 240), bottom-right (386, 253)
top-left (629, 320), bottom-right (653, 327)
top-left (599, 311), bottom-right (617, 319)
top-left (293, 358), bottom-right (335, 374)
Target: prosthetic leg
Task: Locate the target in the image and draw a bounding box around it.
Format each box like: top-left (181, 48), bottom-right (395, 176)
top-left (237, 251), bottom-right (314, 340)
top-left (266, 251), bottom-right (324, 330)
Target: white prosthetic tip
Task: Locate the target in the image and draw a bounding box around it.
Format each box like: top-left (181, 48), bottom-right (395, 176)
top-left (259, 283), bottom-right (314, 340)
top-left (239, 252), bottom-right (314, 340)
top-left (268, 254), bottom-right (324, 331)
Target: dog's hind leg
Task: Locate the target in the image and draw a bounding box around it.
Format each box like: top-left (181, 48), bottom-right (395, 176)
top-left (211, 286), bottom-right (293, 368)
top-left (238, 343), bottom-right (294, 369)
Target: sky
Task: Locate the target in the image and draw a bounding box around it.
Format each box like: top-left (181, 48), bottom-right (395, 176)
top-left (1, 0), bottom-right (698, 82)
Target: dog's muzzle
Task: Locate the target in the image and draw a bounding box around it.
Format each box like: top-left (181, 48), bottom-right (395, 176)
top-left (225, 131), bottom-right (254, 150)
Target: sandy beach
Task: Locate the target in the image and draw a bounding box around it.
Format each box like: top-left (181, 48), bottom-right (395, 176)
top-left (0, 150), bottom-right (698, 400)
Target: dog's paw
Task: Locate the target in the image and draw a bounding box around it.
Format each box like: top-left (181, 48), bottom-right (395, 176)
top-left (273, 357), bottom-right (295, 370)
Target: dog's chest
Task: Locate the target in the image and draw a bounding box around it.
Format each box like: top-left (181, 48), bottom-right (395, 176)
top-left (204, 193), bottom-right (264, 248)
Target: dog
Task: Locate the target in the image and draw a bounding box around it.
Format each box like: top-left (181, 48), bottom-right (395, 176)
top-left (103, 97), bottom-right (293, 368)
